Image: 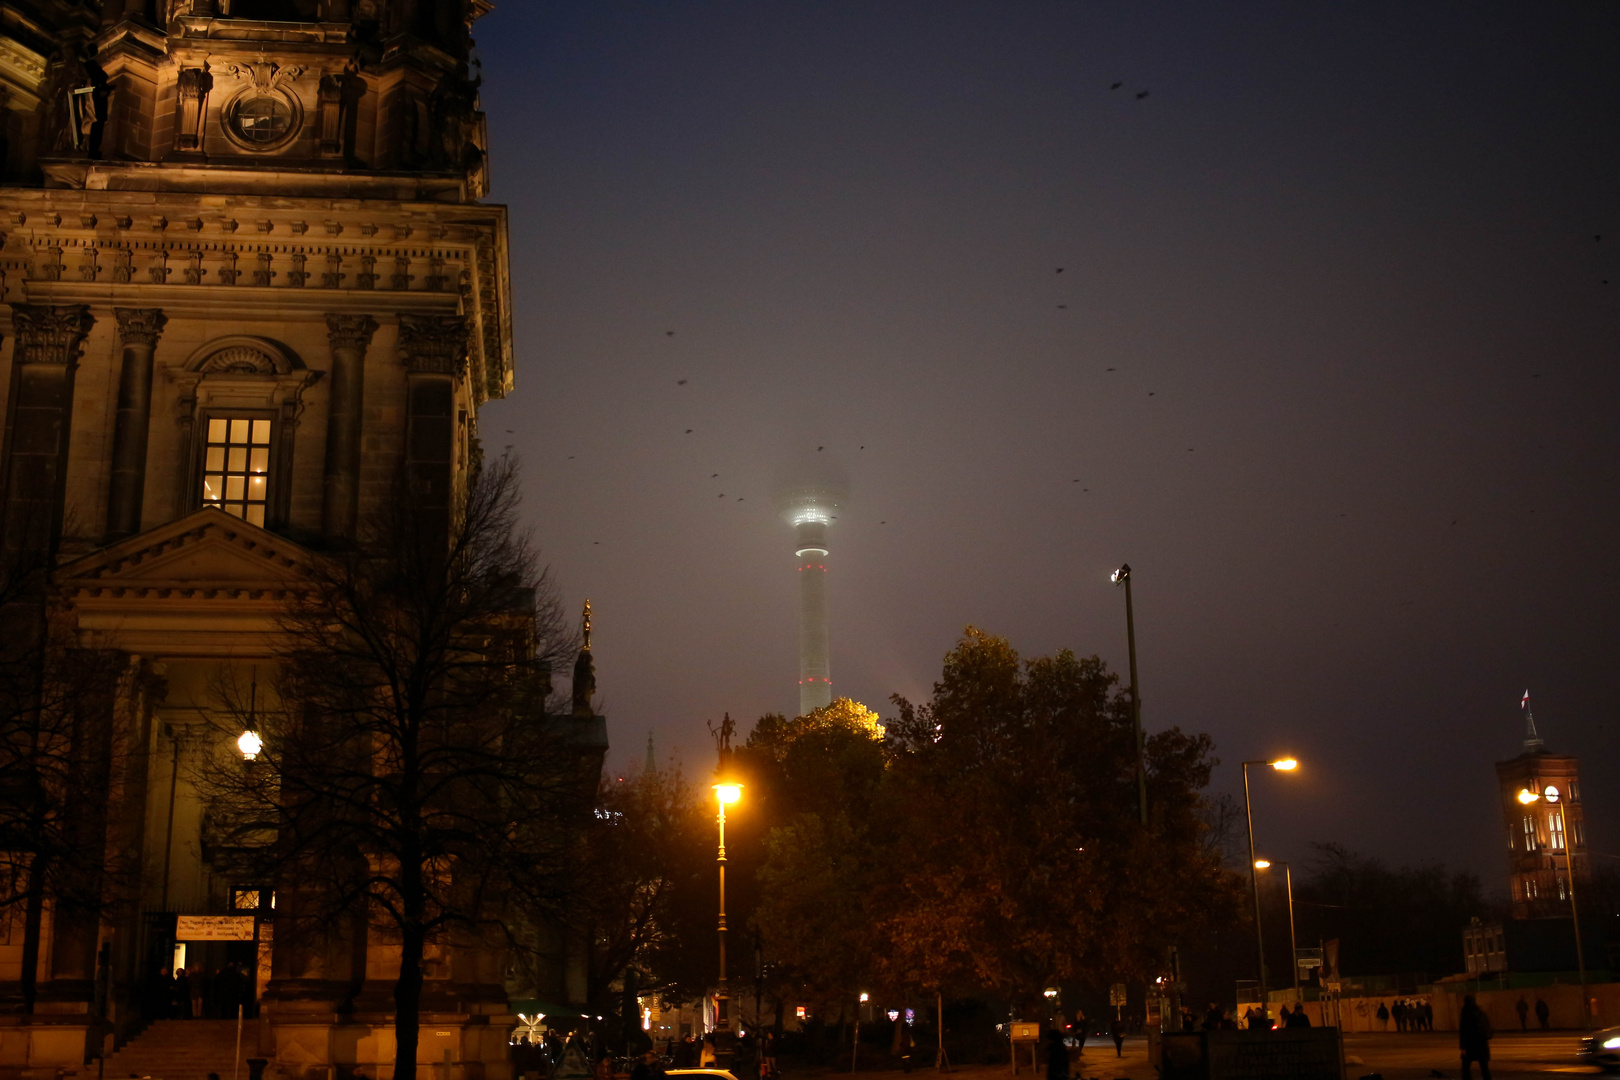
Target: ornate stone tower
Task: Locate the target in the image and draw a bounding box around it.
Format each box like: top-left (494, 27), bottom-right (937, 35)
top-left (0, 2), bottom-right (563, 1075)
top-left (1495, 696), bottom-right (1589, 920)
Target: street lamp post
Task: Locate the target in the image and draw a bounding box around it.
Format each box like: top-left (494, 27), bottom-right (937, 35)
top-left (853, 992), bottom-right (868, 1073)
top-left (1254, 860), bottom-right (1300, 998)
top-left (1110, 565), bottom-right (1147, 826)
top-left (715, 782), bottom-right (742, 1045)
top-left (1241, 758), bottom-right (1298, 1022)
top-left (1518, 787), bottom-right (1589, 1029)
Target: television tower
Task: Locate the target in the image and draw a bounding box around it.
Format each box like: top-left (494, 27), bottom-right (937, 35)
top-left (779, 485), bottom-right (845, 716)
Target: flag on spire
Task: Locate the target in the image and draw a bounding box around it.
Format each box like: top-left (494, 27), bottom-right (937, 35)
top-left (1522, 689), bottom-right (1543, 750)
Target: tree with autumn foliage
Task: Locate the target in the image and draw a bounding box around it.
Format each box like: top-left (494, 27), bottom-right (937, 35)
top-left (745, 699), bottom-right (892, 1012)
top-left (874, 628), bottom-right (1243, 1011)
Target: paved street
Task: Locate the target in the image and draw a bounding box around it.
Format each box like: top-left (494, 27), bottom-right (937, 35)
top-left (802, 1031), bottom-right (1605, 1079)
top-left (1342, 1030), bottom-right (1598, 1078)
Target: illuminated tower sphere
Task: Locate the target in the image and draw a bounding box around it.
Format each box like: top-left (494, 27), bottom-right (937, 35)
top-left (779, 485), bottom-right (845, 716)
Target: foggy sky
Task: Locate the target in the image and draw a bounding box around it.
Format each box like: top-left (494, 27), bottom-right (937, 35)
top-left (474, 2), bottom-right (1620, 890)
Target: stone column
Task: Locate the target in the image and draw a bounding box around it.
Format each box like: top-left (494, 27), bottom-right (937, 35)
top-left (320, 314), bottom-right (377, 544)
top-left (105, 308), bottom-right (165, 540)
top-left (1, 304), bottom-right (94, 557)
top-left (396, 314), bottom-right (467, 541)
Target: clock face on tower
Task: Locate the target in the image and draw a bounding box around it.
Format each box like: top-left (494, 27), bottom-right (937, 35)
top-left (223, 90), bottom-right (301, 151)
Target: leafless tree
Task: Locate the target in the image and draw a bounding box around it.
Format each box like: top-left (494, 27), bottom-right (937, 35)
top-left (0, 519), bottom-right (129, 1016)
top-left (199, 455), bottom-right (593, 1080)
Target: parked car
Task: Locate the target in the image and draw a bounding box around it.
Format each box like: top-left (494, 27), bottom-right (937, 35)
top-left (1580, 1026), bottom-right (1620, 1073)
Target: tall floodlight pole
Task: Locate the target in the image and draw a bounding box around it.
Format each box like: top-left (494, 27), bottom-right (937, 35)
top-left (1519, 787), bottom-right (1589, 1029)
top-left (1254, 860), bottom-right (1300, 997)
top-left (1111, 565), bottom-right (1147, 825)
top-left (780, 486), bottom-right (845, 715)
top-left (1242, 757), bottom-right (1298, 1022)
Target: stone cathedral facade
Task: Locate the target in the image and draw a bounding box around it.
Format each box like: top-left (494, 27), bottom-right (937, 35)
top-left (0, 2), bottom-right (588, 1076)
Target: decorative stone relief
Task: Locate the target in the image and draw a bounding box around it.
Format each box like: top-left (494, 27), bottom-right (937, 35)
top-left (199, 346), bottom-right (278, 375)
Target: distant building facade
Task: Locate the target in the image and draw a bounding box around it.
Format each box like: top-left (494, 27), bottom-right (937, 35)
top-left (0, 2), bottom-right (601, 1075)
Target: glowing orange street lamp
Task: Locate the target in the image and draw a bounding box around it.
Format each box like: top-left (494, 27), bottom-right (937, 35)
top-left (715, 783), bottom-right (742, 1039)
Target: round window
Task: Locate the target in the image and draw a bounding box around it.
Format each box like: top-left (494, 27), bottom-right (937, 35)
top-left (226, 92), bottom-right (296, 149)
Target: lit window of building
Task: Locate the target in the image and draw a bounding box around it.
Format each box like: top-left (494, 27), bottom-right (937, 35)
top-left (1549, 813), bottom-right (1565, 851)
top-left (1521, 816), bottom-right (1537, 852)
top-left (201, 417), bottom-right (272, 525)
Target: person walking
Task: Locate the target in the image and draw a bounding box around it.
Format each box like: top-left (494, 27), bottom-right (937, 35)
top-left (1459, 995), bottom-right (1493, 1080)
top-left (1109, 1012), bottom-right (1125, 1057)
top-left (1534, 997), bottom-right (1550, 1031)
top-left (1375, 1001), bottom-right (1389, 1031)
top-left (1044, 1028), bottom-right (1068, 1080)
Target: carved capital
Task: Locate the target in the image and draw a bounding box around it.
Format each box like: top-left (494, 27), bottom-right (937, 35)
top-left (397, 314), bottom-right (468, 377)
top-left (11, 304), bottom-right (94, 365)
top-left (114, 308), bottom-right (167, 347)
top-left (324, 313), bottom-right (378, 352)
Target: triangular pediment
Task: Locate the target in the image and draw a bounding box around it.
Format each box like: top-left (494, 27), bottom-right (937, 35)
top-left (59, 508), bottom-right (316, 597)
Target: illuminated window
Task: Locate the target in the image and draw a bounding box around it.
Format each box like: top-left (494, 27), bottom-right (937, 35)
top-left (1525, 878), bottom-right (1538, 900)
top-left (1557, 877), bottom-right (1567, 901)
top-left (1572, 820), bottom-right (1584, 847)
top-left (1521, 817), bottom-right (1537, 852)
top-left (1549, 813), bottom-right (1565, 851)
top-left (232, 889), bottom-right (260, 911)
top-left (201, 416), bottom-right (272, 525)
top-left (1569, 780), bottom-right (1580, 802)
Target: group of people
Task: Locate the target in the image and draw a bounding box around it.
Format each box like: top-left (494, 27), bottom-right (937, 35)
top-left (1374, 997), bottom-right (1434, 1031)
top-left (1513, 995), bottom-right (1551, 1030)
top-left (142, 961), bottom-right (257, 1021)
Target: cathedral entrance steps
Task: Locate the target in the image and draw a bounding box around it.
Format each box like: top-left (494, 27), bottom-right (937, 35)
top-left (94, 1019), bottom-right (259, 1080)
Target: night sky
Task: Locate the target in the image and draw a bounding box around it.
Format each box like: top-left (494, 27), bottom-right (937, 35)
top-left (473, 2), bottom-right (1620, 889)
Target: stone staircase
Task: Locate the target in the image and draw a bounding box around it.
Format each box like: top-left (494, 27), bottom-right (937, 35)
top-left (96, 1019), bottom-right (259, 1080)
